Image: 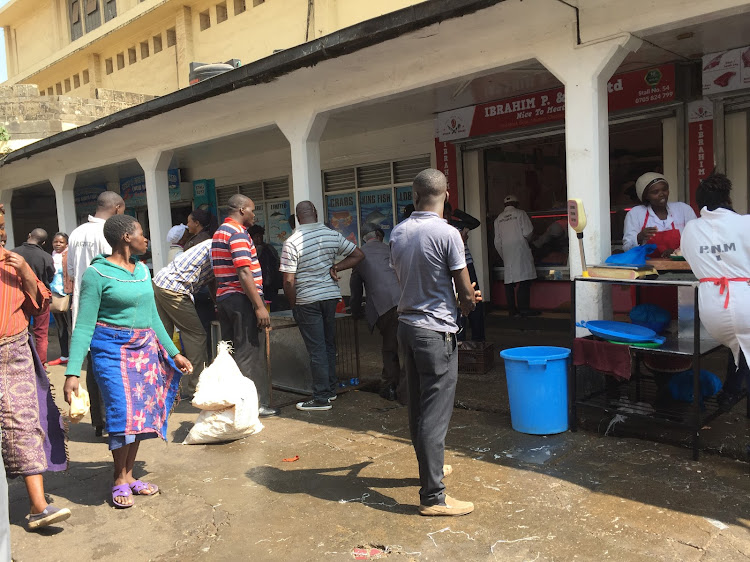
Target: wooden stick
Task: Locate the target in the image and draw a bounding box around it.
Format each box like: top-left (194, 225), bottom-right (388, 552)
top-left (265, 326), bottom-right (272, 407)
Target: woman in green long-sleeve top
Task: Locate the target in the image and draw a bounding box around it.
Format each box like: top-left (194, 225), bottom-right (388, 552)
top-left (64, 215), bottom-right (193, 508)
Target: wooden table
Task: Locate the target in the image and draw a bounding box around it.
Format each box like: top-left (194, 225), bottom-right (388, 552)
top-left (646, 258), bottom-right (693, 272)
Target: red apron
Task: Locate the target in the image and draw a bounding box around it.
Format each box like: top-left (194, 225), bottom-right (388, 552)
top-left (643, 211), bottom-right (681, 258)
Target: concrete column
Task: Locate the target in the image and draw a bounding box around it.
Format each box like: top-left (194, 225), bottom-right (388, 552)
top-left (726, 111), bottom-right (749, 214)
top-left (276, 113), bottom-right (329, 216)
top-left (537, 34), bottom-right (641, 324)
top-left (462, 149), bottom-right (490, 301)
top-left (137, 150), bottom-right (174, 272)
top-left (175, 6), bottom-right (194, 89)
top-left (0, 189), bottom-right (15, 249)
top-left (312, 0), bottom-right (338, 39)
top-left (50, 173), bottom-right (78, 236)
top-left (87, 53), bottom-right (102, 98)
top-left (4, 27), bottom-right (18, 78)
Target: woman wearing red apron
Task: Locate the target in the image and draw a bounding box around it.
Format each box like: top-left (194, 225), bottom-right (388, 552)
top-left (622, 172), bottom-right (697, 257)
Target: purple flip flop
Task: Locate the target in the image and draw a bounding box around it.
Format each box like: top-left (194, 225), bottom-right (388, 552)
top-left (129, 480), bottom-right (159, 496)
top-left (112, 484), bottom-right (133, 509)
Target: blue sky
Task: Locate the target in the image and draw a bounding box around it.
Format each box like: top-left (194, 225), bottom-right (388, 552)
top-left (0, 0), bottom-right (10, 82)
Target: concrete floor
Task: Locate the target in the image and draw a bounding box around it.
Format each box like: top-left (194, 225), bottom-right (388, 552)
top-left (9, 316), bottom-right (749, 560)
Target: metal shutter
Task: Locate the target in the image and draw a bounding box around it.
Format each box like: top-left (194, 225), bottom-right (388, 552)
top-left (393, 155), bottom-right (430, 184)
top-left (216, 185), bottom-right (239, 207)
top-left (239, 181), bottom-right (263, 201)
top-left (356, 162), bottom-right (391, 188)
top-left (263, 176), bottom-right (289, 200)
top-left (323, 168), bottom-right (355, 192)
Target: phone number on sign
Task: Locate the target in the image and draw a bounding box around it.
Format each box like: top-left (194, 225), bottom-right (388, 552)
top-left (635, 90), bottom-right (675, 105)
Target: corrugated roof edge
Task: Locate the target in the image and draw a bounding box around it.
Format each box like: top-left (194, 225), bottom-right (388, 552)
top-left (1, 0), bottom-right (504, 168)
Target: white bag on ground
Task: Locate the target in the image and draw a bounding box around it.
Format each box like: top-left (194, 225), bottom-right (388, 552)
top-left (184, 341), bottom-right (264, 444)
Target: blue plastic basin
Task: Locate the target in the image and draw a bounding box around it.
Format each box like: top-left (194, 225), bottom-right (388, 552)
top-left (499, 346), bottom-right (571, 435)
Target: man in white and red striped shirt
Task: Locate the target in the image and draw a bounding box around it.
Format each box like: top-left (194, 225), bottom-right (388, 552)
top-left (211, 194), bottom-right (277, 417)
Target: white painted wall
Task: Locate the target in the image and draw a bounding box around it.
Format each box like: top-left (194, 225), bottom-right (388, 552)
top-left (725, 111), bottom-right (748, 214)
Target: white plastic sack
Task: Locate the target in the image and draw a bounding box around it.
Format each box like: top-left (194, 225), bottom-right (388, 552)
top-left (183, 406), bottom-right (264, 444)
top-left (184, 341), bottom-right (264, 444)
top-left (192, 341), bottom-right (245, 411)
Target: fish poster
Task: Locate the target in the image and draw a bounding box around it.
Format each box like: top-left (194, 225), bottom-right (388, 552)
top-left (326, 193), bottom-right (358, 246)
top-left (254, 202), bottom-right (266, 230)
top-left (395, 186), bottom-right (413, 223)
top-left (266, 200), bottom-right (293, 253)
top-left (359, 189), bottom-right (394, 242)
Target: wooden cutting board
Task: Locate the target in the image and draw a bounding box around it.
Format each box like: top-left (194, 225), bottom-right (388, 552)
top-left (646, 258), bottom-right (693, 271)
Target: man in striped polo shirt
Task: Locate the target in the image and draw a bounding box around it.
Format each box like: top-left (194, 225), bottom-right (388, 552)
top-left (211, 194), bottom-right (277, 417)
top-left (281, 201), bottom-right (364, 411)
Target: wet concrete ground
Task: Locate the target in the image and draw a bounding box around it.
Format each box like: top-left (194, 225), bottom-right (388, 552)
top-left (9, 316), bottom-right (749, 560)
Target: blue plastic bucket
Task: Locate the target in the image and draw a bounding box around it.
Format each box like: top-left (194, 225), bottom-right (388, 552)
top-left (499, 346), bottom-right (571, 435)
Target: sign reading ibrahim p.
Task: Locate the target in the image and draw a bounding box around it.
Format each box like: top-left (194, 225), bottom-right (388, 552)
top-left (436, 64), bottom-right (677, 142)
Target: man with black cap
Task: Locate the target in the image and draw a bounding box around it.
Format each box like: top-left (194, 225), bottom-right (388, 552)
top-left (493, 194), bottom-right (538, 317)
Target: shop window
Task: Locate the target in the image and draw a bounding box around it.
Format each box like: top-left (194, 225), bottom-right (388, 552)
top-left (85, 0), bottom-right (97, 15)
top-left (322, 156), bottom-right (429, 243)
top-left (166, 28), bottom-right (176, 47)
top-left (56, 83), bottom-right (63, 95)
top-left (140, 41), bottom-right (149, 59)
top-left (153, 34), bottom-right (163, 53)
top-left (47, 87), bottom-right (54, 95)
top-left (40, 91), bottom-right (46, 96)
top-left (64, 78), bottom-right (71, 93)
top-left (82, 69), bottom-right (90, 84)
top-left (84, 0), bottom-right (101, 33)
top-left (128, 47), bottom-right (137, 64)
top-left (117, 53), bottom-right (125, 70)
top-left (69, 0), bottom-right (83, 41)
top-left (216, 2), bottom-right (228, 23)
top-left (104, 0), bottom-right (116, 22)
top-left (73, 74), bottom-right (80, 88)
top-left (199, 10), bottom-right (211, 31)
top-left (234, 0), bottom-right (246, 15)
top-left (253, 0), bottom-right (264, 6)
top-left (105, 58), bottom-right (113, 74)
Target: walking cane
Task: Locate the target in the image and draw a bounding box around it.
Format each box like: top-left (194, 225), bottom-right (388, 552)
top-left (265, 326), bottom-right (273, 407)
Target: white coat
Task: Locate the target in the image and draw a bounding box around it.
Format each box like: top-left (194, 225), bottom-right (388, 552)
top-left (681, 207), bottom-right (750, 366)
top-left (493, 205), bottom-right (536, 284)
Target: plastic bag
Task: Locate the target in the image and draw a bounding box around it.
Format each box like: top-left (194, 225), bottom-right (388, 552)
top-left (184, 341), bottom-right (263, 444)
top-left (669, 369), bottom-right (722, 406)
top-left (69, 387), bottom-right (90, 423)
top-left (630, 304), bottom-right (671, 334)
top-left (605, 244), bottom-right (656, 266)
top-left (192, 341), bottom-right (245, 411)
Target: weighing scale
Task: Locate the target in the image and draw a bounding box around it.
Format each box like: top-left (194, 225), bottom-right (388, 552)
top-left (567, 198), bottom-right (658, 280)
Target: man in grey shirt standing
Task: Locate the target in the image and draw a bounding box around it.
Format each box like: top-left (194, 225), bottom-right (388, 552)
top-left (390, 168), bottom-right (480, 517)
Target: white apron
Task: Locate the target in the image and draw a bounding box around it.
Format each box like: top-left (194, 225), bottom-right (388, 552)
top-left (681, 207), bottom-right (750, 365)
top-left (493, 206), bottom-right (536, 284)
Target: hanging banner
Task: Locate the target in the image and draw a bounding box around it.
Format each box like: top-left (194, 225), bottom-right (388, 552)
top-left (74, 184), bottom-right (106, 216)
top-left (120, 169), bottom-right (180, 207)
top-left (326, 193), bottom-right (358, 245)
top-left (358, 188), bottom-right (394, 242)
top-left (395, 186), bottom-right (413, 223)
top-left (435, 138), bottom-right (459, 209)
top-left (701, 47), bottom-right (750, 95)
top-left (437, 65), bottom-right (677, 142)
top-left (687, 100), bottom-right (714, 211)
top-left (266, 200), bottom-right (293, 253)
top-left (193, 179), bottom-right (217, 217)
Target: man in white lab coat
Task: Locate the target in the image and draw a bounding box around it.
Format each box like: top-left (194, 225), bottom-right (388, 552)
top-left (681, 173), bottom-right (750, 416)
top-left (493, 195), bottom-right (538, 317)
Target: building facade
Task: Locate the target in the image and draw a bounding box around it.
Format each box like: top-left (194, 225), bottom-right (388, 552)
top-left (1, 0), bottom-right (749, 325)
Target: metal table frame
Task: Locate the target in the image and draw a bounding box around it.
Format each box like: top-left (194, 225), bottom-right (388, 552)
top-left (569, 276), bottom-right (749, 460)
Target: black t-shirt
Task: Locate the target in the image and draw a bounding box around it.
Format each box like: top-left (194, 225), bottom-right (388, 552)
top-left (13, 242), bottom-right (55, 287)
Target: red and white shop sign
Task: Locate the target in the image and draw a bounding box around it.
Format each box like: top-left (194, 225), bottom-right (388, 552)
top-left (437, 65), bottom-right (677, 142)
top-left (435, 138), bottom-right (459, 208)
top-left (687, 100), bottom-right (714, 212)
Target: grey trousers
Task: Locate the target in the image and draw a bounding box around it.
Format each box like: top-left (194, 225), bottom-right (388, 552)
top-left (397, 322), bottom-right (458, 507)
top-left (0, 435), bottom-right (10, 561)
top-left (153, 284), bottom-right (208, 396)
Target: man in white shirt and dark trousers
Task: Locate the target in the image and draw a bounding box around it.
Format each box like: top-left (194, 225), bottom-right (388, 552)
top-left (390, 169), bottom-right (480, 517)
top-left (67, 191), bottom-right (125, 436)
top-left (280, 201), bottom-right (364, 411)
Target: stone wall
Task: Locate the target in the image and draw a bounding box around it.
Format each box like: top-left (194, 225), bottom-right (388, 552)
top-left (0, 84), bottom-right (155, 148)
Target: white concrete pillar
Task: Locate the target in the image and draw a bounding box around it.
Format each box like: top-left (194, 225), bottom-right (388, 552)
top-left (0, 189), bottom-right (15, 249)
top-left (726, 111), bottom-right (748, 214)
top-left (537, 34), bottom-right (641, 323)
top-left (276, 113), bottom-right (329, 216)
top-left (137, 150), bottom-right (174, 272)
top-left (50, 173), bottom-right (78, 236)
top-left (462, 149), bottom-right (490, 299)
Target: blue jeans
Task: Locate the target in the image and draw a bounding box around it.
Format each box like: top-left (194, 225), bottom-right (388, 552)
top-left (293, 299), bottom-right (338, 402)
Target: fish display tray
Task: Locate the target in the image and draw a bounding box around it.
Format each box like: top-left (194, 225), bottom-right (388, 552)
top-left (458, 341), bottom-right (495, 374)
